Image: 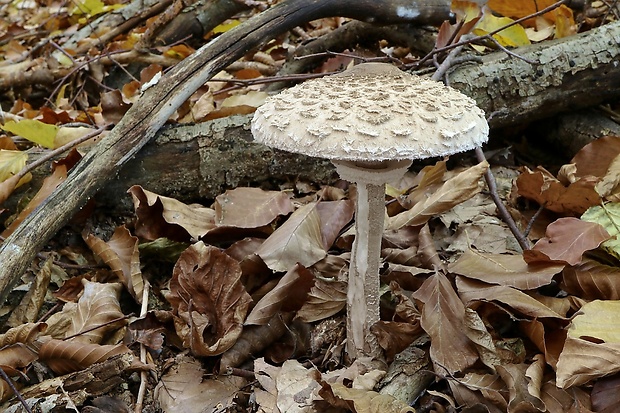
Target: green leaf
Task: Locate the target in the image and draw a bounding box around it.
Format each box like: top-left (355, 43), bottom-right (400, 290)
top-left (582, 203), bottom-right (620, 259)
top-left (1, 119), bottom-right (57, 149)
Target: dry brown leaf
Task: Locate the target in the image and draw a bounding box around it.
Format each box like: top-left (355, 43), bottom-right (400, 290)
top-left (6, 256), bottom-right (53, 328)
top-left (214, 187), bottom-right (293, 228)
top-left (411, 271), bottom-right (479, 374)
top-left (38, 338), bottom-right (131, 375)
top-left (245, 263), bottom-right (314, 325)
top-left (67, 280), bottom-right (125, 344)
top-left (515, 166), bottom-right (600, 215)
top-left (519, 319), bottom-right (566, 369)
top-left (457, 277), bottom-right (566, 319)
top-left (540, 378), bottom-right (592, 412)
top-left (85, 225), bottom-right (144, 303)
top-left (256, 202), bottom-right (326, 272)
top-left (320, 380), bottom-right (414, 413)
top-left (128, 185), bottom-right (216, 241)
top-left (316, 200), bottom-right (355, 250)
top-left (0, 323), bottom-right (46, 348)
top-left (1, 164), bottom-right (67, 238)
top-left (387, 161), bottom-right (487, 230)
top-left (0, 343), bottom-right (38, 375)
top-left (496, 361), bottom-right (546, 413)
top-left (166, 242), bottom-right (251, 356)
top-left (556, 300), bottom-right (620, 388)
top-left (449, 250), bottom-right (564, 290)
top-left (561, 257), bottom-right (620, 300)
top-left (529, 218), bottom-right (610, 265)
top-left (371, 321), bottom-right (423, 362)
top-left (448, 372), bottom-right (507, 413)
top-left (154, 354), bottom-right (246, 413)
top-left (399, 160), bottom-right (448, 208)
top-left (591, 375), bottom-right (620, 413)
top-left (254, 359), bottom-right (319, 413)
top-left (463, 308), bottom-right (502, 370)
top-left (295, 278), bottom-right (347, 323)
top-left (572, 135), bottom-right (620, 178)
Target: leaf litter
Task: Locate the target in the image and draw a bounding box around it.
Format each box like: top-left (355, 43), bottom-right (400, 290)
top-left (0, 0), bottom-right (619, 411)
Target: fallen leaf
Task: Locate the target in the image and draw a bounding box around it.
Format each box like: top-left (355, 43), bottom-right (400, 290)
top-left (256, 202), bottom-right (326, 272)
top-left (166, 242), bottom-right (252, 356)
top-left (529, 217), bottom-right (610, 265)
top-left (214, 187), bottom-right (293, 228)
top-left (245, 263), bottom-right (314, 325)
top-left (411, 271), bottom-right (479, 374)
top-left (449, 249), bottom-right (564, 289)
top-left (556, 300), bottom-right (620, 388)
top-left (387, 161), bottom-right (488, 230)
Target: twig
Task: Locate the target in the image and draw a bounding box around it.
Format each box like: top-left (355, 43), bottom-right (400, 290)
top-left (63, 314), bottom-right (133, 341)
top-left (134, 282), bottom-right (151, 413)
top-left (524, 204), bottom-right (545, 238)
top-left (0, 366), bottom-right (33, 413)
top-left (474, 147), bottom-right (531, 251)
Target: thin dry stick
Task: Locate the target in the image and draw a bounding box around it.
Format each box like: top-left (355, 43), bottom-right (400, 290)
top-left (0, 366), bottom-right (33, 413)
top-left (0, 125), bottom-right (110, 202)
top-left (475, 146), bottom-right (531, 251)
top-left (134, 282), bottom-right (151, 413)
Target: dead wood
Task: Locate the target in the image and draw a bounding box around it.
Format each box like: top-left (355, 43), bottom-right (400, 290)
top-left (150, 0), bottom-right (249, 47)
top-left (448, 19), bottom-right (620, 129)
top-left (0, 0), bottom-right (452, 304)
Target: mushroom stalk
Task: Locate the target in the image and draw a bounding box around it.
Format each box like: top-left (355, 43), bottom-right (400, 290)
top-left (335, 159), bottom-right (412, 359)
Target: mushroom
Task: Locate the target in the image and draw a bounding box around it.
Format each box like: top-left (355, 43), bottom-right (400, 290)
top-left (251, 62), bottom-right (489, 360)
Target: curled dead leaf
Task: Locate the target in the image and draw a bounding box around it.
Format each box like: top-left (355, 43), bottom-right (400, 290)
top-left (166, 242), bottom-right (251, 356)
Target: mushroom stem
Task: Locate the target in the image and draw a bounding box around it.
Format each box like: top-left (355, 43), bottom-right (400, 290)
top-left (334, 159), bottom-right (412, 360)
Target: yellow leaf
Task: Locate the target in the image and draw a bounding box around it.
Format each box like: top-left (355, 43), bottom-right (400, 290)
top-left (451, 0), bottom-right (482, 22)
top-left (211, 19), bottom-right (241, 34)
top-left (473, 13), bottom-right (531, 47)
top-left (0, 150), bottom-right (27, 183)
top-left (1, 119), bottom-right (58, 149)
top-left (71, 0), bottom-right (124, 17)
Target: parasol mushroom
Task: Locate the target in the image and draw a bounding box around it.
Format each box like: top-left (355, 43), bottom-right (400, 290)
top-left (251, 62), bottom-right (489, 360)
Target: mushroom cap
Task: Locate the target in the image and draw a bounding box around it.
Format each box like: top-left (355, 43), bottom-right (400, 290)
top-left (251, 63), bottom-right (489, 161)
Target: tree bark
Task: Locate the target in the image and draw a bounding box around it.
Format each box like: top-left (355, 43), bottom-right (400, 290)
top-left (0, 0), bottom-right (451, 304)
top-left (448, 20), bottom-right (620, 129)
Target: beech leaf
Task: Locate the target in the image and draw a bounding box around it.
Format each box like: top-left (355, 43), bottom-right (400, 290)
top-left (411, 271), bottom-right (479, 374)
top-left (582, 203), bottom-right (620, 259)
top-left (166, 242), bottom-right (251, 356)
top-left (556, 300), bottom-right (620, 388)
top-left (256, 202), bottom-right (326, 272)
top-left (387, 161), bottom-right (488, 230)
top-left (530, 217), bottom-right (610, 265)
top-left (449, 250), bottom-right (564, 290)
top-left (214, 187), bottom-right (293, 228)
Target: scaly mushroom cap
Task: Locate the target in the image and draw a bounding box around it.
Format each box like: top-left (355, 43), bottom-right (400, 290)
top-left (251, 62), bottom-right (489, 161)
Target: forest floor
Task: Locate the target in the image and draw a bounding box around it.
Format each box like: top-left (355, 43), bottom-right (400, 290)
top-left (1, 0), bottom-right (620, 412)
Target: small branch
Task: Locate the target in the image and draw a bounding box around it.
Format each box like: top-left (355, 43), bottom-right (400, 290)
top-left (474, 147), bottom-right (531, 251)
top-left (0, 366), bottom-right (32, 413)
